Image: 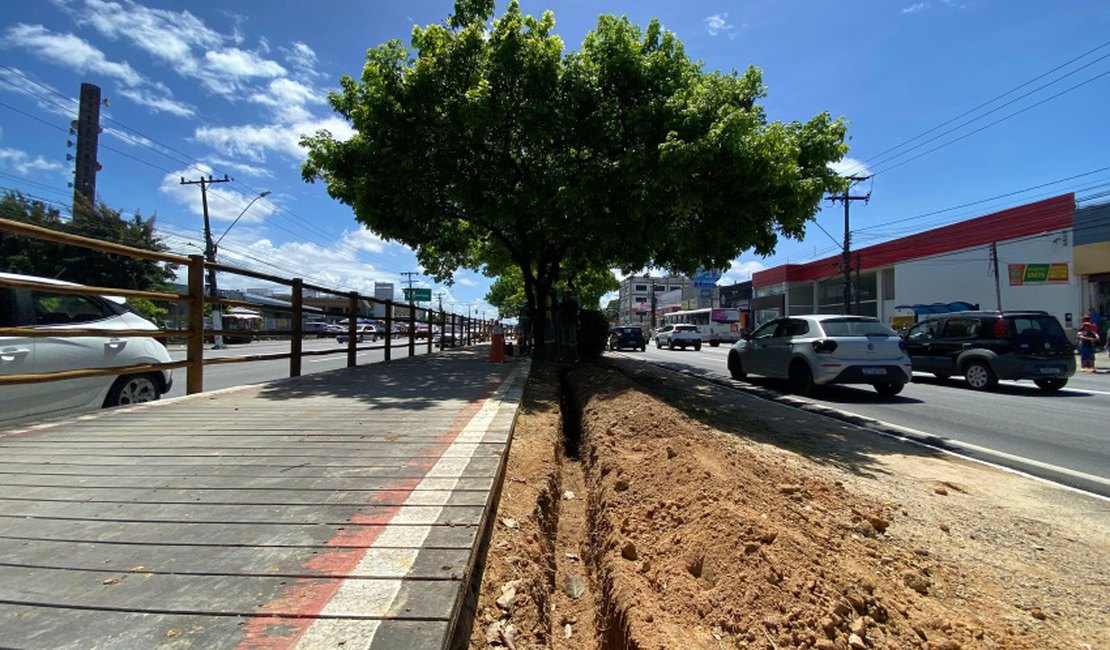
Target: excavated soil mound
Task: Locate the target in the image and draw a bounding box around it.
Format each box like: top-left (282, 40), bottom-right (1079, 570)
top-left (469, 361), bottom-right (1108, 649)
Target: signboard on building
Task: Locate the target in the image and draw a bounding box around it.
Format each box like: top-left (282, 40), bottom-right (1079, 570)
top-left (692, 268), bottom-right (723, 288)
top-left (1008, 263), bottom-right (1069, 285)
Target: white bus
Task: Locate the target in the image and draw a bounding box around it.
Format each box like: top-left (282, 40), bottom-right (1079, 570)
top-left (661, 308), bottom-right (745, 347)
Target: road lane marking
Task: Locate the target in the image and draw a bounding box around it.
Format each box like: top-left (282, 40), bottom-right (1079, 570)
top-left (627, 356), bottom-right (1110, 502)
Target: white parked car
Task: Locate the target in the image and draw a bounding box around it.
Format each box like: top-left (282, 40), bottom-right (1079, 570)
top-left (727, 314), bottom-right (911, 397)
top-left (0, 272), bottom-right (174, 423)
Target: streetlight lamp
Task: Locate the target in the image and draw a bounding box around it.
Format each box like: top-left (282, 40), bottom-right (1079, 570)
top-left (206, 190), bottom-right (271, 349)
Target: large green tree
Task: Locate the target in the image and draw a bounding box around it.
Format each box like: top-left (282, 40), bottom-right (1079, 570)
top-left (302, 0), bottom-right (849, 355)
top-left (0, 191), bottom-right (176, 293)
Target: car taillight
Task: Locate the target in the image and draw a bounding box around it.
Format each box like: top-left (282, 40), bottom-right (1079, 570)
top-left (993, 318), bottom-right (1010, 339)
top-left (812, 339), bottom-right (838, 354)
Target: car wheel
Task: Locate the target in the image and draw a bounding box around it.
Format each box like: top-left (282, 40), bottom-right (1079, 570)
top-left (656, 339), bottom-right (662, 349)
top-left (668, 340), bottom-right (675, 350)
top-left (788, 360), bottom-right (815, 396)
top-left (727, 351), bottom-right (746, 380)
top-left (709, 341), bottom-right (720, 348)
top-left (693, 342), bottom-right (701, 352)
top-left (104, 373), bottom-right (162, 408)
top-left (963, 360), bottom-right (997, 391)
top-left (874, 382), bottom-right (904, 397)
top-left (1033, 378), bottom-right (1068, 392)
top-left (640, 344), bottom-right (646, 352)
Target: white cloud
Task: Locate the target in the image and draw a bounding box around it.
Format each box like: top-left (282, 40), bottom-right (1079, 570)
top-left (159, 167), bottom-right (275, 225)
top-left (346, 226), bottom-right (387, 254)
top-left (3, 24), bottom-right (143, 86)
top-left (723, 259), bottom-right (767, 282)
top-left (456, 277), bottom-right (479, 287)
top-left (194, 116), bottom-right (354, 162)
top-left (284, 41), bottom-right (324, 80)
top-left (0, 147), bottom-right (65, 175)
top-left (117, 85), bottom-right (195, 117)
top-left (704, 13), bottom-right (741, 39)
top-left (901, 2), bottom-right (931, 14)
top-left (210, 158), bottom-right (274, 178)
top-left (829, 157), bottom-right (873, 178)
top-left (249, 77), bottom-right (325, 123)
top-left (204, 47), bottom-right (286, 80)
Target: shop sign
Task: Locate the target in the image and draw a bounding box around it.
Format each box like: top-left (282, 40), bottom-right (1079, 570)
top-left (1008, 263), bottom-right (1069, 285)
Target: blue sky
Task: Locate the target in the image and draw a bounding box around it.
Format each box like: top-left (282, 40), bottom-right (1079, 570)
top-left (1, 0), bottom-right (1108, 315)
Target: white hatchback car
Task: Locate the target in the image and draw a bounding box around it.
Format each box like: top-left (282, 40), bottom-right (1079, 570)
top-left (0, 272), bottom-right (173, 423)
top-left (727, 315), bottom-right (911, 397)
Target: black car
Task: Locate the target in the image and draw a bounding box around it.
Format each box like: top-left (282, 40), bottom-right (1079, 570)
top-left (608, 325), bottom-right (647, 351)
top-left (902, 310), bottom-right (1075, 391)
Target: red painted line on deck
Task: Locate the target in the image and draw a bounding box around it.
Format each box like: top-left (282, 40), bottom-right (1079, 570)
top-left (234, 369), bottom-right (510, 650)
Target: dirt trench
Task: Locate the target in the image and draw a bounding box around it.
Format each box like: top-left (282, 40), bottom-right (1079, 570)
top-left (468, 360), bottom-right (1109, 649)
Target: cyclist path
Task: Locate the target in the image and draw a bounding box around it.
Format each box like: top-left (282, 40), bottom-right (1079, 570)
top-left (0, 348), bottom-right (528, 650)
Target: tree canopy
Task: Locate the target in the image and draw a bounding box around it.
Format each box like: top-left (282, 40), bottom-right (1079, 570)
top-left (301, 0), bottom-right (849, 350)
top-left (0, 191), bottom-right (176, 293)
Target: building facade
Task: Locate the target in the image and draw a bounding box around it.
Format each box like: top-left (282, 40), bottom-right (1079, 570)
top-left (750, 194), bottom-right (1100, 331)
top-left (617, 274), bottom-right (693, 327)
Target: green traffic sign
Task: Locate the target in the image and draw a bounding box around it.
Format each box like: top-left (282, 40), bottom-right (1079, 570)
top-left (404, 288), bottom-right (432, 302)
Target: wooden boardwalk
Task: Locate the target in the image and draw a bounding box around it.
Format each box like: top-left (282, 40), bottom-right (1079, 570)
top-left (0, 350), bottom-right (528, 649)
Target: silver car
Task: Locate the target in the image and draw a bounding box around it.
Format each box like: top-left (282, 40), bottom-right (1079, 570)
top-left (727, 315), bottom-right (911, 397)
top-left (1, 272), bottom-right (174, 423)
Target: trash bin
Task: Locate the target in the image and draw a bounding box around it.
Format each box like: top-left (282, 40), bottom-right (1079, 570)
top-left (505, 341), bottom-right (514, 357)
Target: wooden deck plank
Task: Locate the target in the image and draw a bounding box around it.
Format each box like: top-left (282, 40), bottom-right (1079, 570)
top-left (0, 564), bottom-right (461, 618)
top-left (0, 353), bottom-right (528, 649)
top-left (0, 537), bottom-right (471, 579)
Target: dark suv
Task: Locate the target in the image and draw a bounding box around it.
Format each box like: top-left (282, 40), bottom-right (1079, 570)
top-left (902, 310), bottom-right (1075, 392)
top-left (608, 325), bottom-right (647, 352)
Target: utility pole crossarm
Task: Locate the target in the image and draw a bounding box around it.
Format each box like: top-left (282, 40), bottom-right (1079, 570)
top-left (824, 175), bottom-right (872, 315)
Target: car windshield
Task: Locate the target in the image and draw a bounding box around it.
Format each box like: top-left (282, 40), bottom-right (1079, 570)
top-left (675, 325), bottom-right (697, 331)
top-left (820, 318), bottom-right (895, 337)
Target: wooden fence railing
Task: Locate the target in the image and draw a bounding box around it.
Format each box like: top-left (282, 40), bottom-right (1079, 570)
top-left (0, 216), bottom-right (488, 395)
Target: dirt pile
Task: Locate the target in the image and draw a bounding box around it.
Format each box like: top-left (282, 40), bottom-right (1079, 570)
top-left (469, 361), bottom-right (1108, 649)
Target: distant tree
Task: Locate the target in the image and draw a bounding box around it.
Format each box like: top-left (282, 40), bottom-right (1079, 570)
top-left (302, 0), bottom-right (848, 357)
top-left (485, 264), bottom-right (618, 317)
top-left (0, 191), bottom-right (176, 293)
top-left (603, 298), bottom-right (620, 324)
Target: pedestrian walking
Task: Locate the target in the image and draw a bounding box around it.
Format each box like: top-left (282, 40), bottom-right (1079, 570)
top-left (1077, 318), bottom-right (1098, 372)
top-left (489, 320), bottom-right (506, 363)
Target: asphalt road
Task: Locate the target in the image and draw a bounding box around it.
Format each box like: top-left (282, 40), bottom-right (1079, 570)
top-left (616, 343), bottom-right (1110, 498)
top-left (164, 336), bottom-right (441, 398)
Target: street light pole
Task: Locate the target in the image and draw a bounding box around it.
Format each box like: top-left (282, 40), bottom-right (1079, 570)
top-left (206, 189), bottom-right (270, 349)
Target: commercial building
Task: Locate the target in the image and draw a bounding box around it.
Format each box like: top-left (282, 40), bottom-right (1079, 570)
top-left (750, 194), bottom-right (1105, 331)
top-left (617, 274), bottom-right (693, 326)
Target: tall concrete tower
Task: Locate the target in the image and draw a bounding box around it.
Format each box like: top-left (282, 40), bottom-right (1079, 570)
top-left (71, 82), bottom-right (102, 217)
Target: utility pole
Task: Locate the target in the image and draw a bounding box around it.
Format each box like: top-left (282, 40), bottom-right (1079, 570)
top-left (990, 242), bottom-right (1002, 310)
top-left (181, 174), bottom-right (230, 347)
top-left (650, 276), bottom-right (657, 329)
top-left (435, 291), bottom-right (445, 313)
top-left (400, 271), bottom-right (418, 305)
top-left (825, 176), bottom-right (871, 314)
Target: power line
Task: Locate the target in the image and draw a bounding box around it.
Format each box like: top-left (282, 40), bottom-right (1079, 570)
top-left (839, 39), bottom-right (1110, 178)
top-left (869, 69), bottom-right (1110, 177)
